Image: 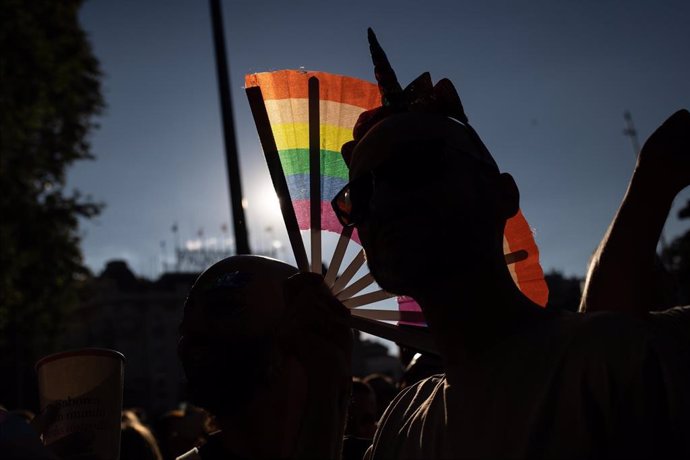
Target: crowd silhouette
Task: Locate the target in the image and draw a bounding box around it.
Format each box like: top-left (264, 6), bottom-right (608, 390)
top-left (1, 29), bottom-right (689, 460)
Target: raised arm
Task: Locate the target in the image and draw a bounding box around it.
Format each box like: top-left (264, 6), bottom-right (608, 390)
top-left (580, 109), bottom-right (690, 315)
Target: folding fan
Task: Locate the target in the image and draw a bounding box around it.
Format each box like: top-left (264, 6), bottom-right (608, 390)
top-left (245, 69), bottom-right (548, 354)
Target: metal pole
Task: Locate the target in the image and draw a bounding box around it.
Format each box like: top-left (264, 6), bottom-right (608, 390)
top-left (209, 0), bottom-right (250, 254)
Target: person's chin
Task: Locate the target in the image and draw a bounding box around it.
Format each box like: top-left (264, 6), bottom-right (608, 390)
top-left (370, 247), bottom-right (478, 294)
top-left (187, 380), bottom-right (248, 417)
top-left (368, 257), bottom-right (430, 297)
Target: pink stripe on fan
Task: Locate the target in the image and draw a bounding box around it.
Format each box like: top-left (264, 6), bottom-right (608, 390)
top-left (292, 199), bottom-right (360, 243)
top-left (397, 295), bottom-right (426, 327)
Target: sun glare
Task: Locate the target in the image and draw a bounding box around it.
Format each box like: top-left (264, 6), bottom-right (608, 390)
top-left (253, 186), bottom-right (282, 221)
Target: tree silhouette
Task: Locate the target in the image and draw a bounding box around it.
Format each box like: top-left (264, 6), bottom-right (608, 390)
top-left (0, 0), bottom-right (104, 409)
top-left (544, 271), bottom-right (582, 312)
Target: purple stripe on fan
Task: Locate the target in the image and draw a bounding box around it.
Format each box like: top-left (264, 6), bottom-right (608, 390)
top-left (286, 174), bottom-right (348, 202)
top-left (397, 296), bottom-right (426, 327)
top-left (397, 309), bottom-right (426, 324)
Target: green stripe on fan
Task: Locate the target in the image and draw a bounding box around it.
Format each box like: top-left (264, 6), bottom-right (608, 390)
top-left (278, 148), bottom-right (349, 180)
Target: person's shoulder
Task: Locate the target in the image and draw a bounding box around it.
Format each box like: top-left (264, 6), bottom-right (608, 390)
top-left (395, 374), bottom-right (445, 408)
top-left (564, 309), bottom-right (650, 339)
top-left (178, 432), bottom-right (243, 460)
top-left (377, 374), bottom-right (444, 429)
top-left (403, 373), bottom-right (445, 392)
top-left (554, 310), bottom-right (657, 367)
top-left (176, 448), bottom-right (201, 460)
top-left (649, 305), bottom-right (690, 323)
top-left (369, 375), bottom-right (445, 459)
top-left (569, 306), bottom-right (688, 347)
top-left (648, 305), bottom-right (690, 358)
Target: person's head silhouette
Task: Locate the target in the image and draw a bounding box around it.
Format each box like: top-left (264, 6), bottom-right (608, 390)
top-left (178, 255), bottom-right (300, 419)
top-left (333, 30), bottom-right (521, 306)
top-left (177, 255), bottom-right (353, 459)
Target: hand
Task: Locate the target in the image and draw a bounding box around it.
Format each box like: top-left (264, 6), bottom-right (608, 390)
top-left (636, 109), bottom-right (690, 198)
top-left (31, 404), bottom-right (96, 460)
top-left (0, 408), bottom-right (58, 460)
top-left (280, 272), bottom-right (354, 458)
top-left (281, 272), bottom-right (353, 384)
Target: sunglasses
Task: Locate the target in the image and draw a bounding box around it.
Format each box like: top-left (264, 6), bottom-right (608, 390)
top-left (331, 139), bottom-right (498, 227)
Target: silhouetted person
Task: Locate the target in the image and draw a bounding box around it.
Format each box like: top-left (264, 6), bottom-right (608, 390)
top-left (329, 29), bottom-right (689, 459)
top-left (397, 352), bottom-right (444, 391)
top-left (177, 255), bottom-right (352, 459)
top-left (362, 374), bottom-right (397, 421)
top-left (343, 379), bottom-right (378, 460)
top-left (580, 109), bottom-right (690, 316)
top-left (579, 109), bottom-right (690, 455)
top-left (120, 417), bottom-right (163, 460)
top-left (0, 407), bottom-right (55, 459)
top-left (155, 408), bottom-right (208, 460)
top-left (346, 379), bottom-right (377, 440)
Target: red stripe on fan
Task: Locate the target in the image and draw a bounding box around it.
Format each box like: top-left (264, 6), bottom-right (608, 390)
top-left (292, 199), bottom-right (360, 243)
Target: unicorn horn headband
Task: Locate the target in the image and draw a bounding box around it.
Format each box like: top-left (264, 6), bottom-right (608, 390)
top-left (368, 28), bottom-right (404, 109)
top-left (342, 28), bottom-right (497, 172)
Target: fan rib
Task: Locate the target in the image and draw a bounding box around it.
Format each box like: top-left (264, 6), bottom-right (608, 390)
top-left (348, 314), bottom-right (438, 355)
top-left (246, 86), bottom-right (309, 271)
top-left (335, 273), bottom-right (375, 300)
top-left (505, 249), bottom-right (528, 265)
top-left (332, 249), bottom-right (366, 293)
top-left (343, 290), bottom-right (395, 308)
top-left (308, 77), bottom-right (322, 273)
top-left (352, 309), bottom-right (400, 321)
top-left (325, 226), bottom-right (353, 286)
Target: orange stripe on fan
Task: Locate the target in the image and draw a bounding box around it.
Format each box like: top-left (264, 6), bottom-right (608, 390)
top-left (245, 70), bottom-right (380, 108)
top-left (505, 209), bottom-right (549, 307)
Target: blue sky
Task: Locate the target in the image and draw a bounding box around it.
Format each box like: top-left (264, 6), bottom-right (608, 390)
top-left (71, 0), bottom-right (690, 279)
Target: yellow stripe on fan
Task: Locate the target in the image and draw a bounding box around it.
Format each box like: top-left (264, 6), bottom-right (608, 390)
top-left (271, 123), bottom-right (354, 152)
top-left (264, 99), bottom-right (366, 129)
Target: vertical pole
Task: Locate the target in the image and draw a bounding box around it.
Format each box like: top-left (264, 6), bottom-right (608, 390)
top-left (246, 86), bottom-right (310, 271)
top-left (171, 222), bottom-right (181, 270)
top-left (309, 77), bottom-right (322, 273)
top-left (209, 0), bottom-right (250, 254)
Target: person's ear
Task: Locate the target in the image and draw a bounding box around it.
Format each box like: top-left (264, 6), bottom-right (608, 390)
top-left (497, 173), bottom-right (519, 219)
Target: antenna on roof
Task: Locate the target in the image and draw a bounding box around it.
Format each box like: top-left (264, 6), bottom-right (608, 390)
top-left (622, 110), bottom-right (641, 158)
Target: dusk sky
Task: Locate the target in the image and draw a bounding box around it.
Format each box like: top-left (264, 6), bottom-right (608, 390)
top-left (72, 0), bottom-right (689, 280)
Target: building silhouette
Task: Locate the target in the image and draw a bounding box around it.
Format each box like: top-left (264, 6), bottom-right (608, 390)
top-left (63, 261), bottom-right (197, 415)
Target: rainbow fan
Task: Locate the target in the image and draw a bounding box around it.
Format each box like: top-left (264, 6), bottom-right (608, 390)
top-left (245, 69), bottom-right (548, 352)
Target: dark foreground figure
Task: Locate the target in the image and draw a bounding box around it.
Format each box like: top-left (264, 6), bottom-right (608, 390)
top-left (330, 30), bottom-right (690, 459)
top-left (177, 256), bottom-right (353, 459)
top-left (4, 32), bottom-right (687, 460)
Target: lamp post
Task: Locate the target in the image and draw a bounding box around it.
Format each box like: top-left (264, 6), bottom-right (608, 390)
top-left (209, 0), bottom-right (250, 254)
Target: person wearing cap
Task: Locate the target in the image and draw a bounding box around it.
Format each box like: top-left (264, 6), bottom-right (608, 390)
top-left (330, 29), bottom-right (689, 459)
top-left (177, 255), bottom-right (352, 459)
